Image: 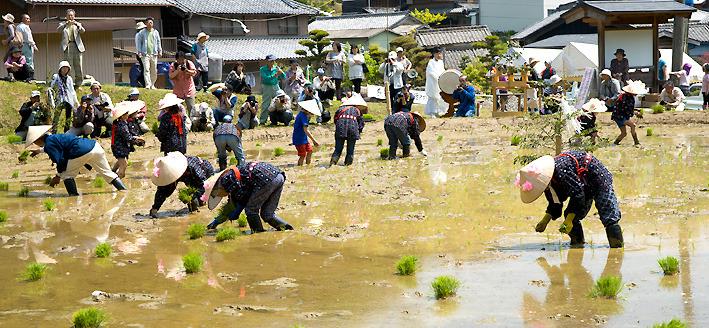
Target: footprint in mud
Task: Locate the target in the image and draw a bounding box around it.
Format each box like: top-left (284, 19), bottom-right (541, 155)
top-left (214, 304), bottom-right (288, 315)
top-left (256, 277), bottom-right (298, 289)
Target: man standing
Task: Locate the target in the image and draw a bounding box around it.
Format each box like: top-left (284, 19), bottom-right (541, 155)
top-left (192, 32), bottom-right (209, 91)
top-left (58, 9), bottom-right (85, 87)
top-left (657, 50), bottom-right (668, 92)
top-left (16, 15), bottom-right (37, 70)
top-left (452, 76), bottom-right (476, 117)
top-left (169, 51), bottom-right (197, 116)
top-left (379, 51), bottom-right (404, 113)
top-left (135, 17), bottom-right (162, 89)
top-left (424, 47), bottom-right (446, 117)
top-left (259, 54), bottom-right (285, 124)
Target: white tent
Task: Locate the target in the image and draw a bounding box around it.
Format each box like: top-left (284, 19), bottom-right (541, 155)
top-left (659, 49), bottom-right (703, 84)
top-left (551, 42), bottom-right (599, 78)
top-left (508, 47), bottom-right (562, 75)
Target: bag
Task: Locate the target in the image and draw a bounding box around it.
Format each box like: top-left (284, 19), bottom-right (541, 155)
top-left (320, 110), bottom-right (331, 123)
top-left (11, 26), bottom-right (24, 46)
top-left (361, 63), bottom-right (369, 74)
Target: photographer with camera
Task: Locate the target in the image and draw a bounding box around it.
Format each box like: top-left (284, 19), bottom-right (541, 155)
top-left (191, 102), bottom-right (215, 132)
top-left (169, 51), bottom-right (197, 116)
top-left (87, 82), bottom-right (114, 138)
top-left (16, 90), bottom-right (51, 140)
top-left (211, 85), bottom-right (237, 125)
top-left (67, 95), bottom-right (94, 137)
top-left (379, 51), bottom-right (404, 112)
top-left (268, 90), bottom-right (293, 126)
top-left (393, 84), bottom-right (414, 114)
top-left (238, 95), bottom-right (259, 130)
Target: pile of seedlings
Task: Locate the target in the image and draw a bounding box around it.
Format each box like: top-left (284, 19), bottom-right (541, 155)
top-left (182, 252), bottom-right (203, 274)
top-left (658, 256), bottom-right (680, 275)
top-left (236, 214), bottom-right (248, 228)
top-left (11, 170), bottom-right (19, 178)
top-left (186, 223), bottom-right (206, 240)
top-left (92, 177), bottom-right (106, 188)
top-left (379, 148), bottom-right (389, 159)
top-left (177, 187), bottom-right (197, 205)
top-left (43, 200), bottom-right (56, 211)
top-left (0, 210), bottom-right (7, 223)
top-left (273, 147), bottom-right (286, 157)
top-left (215, 227), bottom-right (238, 242)
top-left (376, 139), bottom-right (383, 147)
top-left (6, 135), bottom-right (22, 144)
top-left (646, 128), bottom-right (654, 137)
top-left (652, 319), bottom-right (687, 328)
top-left (18, 150), bottom-right (30, 163)
top-left (72, 307), bottom-right (107, 328)
top-left (0, 181), bottom-right (8, 191)
top-left (17, 186), bottom-right (29, 197)
top-left (22, 262), bottom-right (47, 282)
top-left (431, 275), bottom-right (461, 300)
top-left (395, 255), bottom-right (418, 276)
top-left (588, 275), bottom-right (623, 299)
top-left (94, 243), bottom-right (112, 258)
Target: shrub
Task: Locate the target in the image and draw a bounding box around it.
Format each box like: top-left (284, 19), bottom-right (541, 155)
top-left (437, 135), bottom-right (444, 142)
top-left (0, 210), bottom-right (7, 223)
top-left (237, 213), bottom-right (248, 227)
top-left (7, 135), bottom-right (22, 144)
top-left (651, 104), bottom-right (665, 114)
top-left (376, 138), bottom-right (383, 147)
top-left (22, 262), bottom-right (47, 281)
top-left (431, 275), bottom-right (461, 299)
top-left (652, 319), bottom-right (687, 328)
top-left (646, 128), bottom-right (654, 137)
top-left (273, 147), bottom-right (285, 157)
top-left (151, 122), bottom-right (159, 135)
top-left (588, 275), bottom-right (623, 299)
top-left (362, 113), bottom-right (374, 121)
top-left (72, 307), bottom-right (107, 328)
top-left (0, 181), bottom-right (8, 191)
top-left (17, 186), bottom-right (29, 197)
top-left (92, 177), bottom-right (106, 188)
top-left (510, 135), bottom-right (522, 146)
top-left (215, 227), bottom-right (238, 242)
top-left (182, 252), bottom-right (203, 274)
top-left (18, 150), bottom-right (30, 163)
top-left (379, 148), bottom-right (389, 159)
top-left (178, 187), bottom-right (197, 204)
top-left (658, 256), bottom-right (680, 275)
top-left (186, 223), bottom-right (206, 240)
top-left (43, 200), bottom-right (56, 211)
top-left (11, 170), bottom-right (19, 178)
top-left (395, 255), bottom-right (418, 276)
top-left (94, 242), bottom-right (112, 258)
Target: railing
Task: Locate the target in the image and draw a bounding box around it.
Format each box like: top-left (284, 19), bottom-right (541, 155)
top-left (113, 37), bottom-right (177, 59)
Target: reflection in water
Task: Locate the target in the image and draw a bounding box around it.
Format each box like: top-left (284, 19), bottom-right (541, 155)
top-left (679, 219), bottom-right (694, 324)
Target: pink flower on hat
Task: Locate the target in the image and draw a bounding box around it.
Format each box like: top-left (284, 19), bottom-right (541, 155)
top-left (521, 181), bottom-right (534, 192)
top-left (153, 159), bottom-right (161, 177)
top-left (200, 180), bottom-right (215, 203)
top-left (514, 173), bottom-right (521, 187)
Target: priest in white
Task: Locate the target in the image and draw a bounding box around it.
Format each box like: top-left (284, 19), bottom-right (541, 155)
top-left (425, 48), bottom-right (447, 117)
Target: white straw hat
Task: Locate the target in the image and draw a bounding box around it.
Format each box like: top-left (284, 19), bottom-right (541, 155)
top-left (299, 99), bottom-right (321, 116)
top-left (517, 155), bottom-right (555, 203)
top-left (411, 111), bottom-right (426, 132)
top-left (581, 98), bottom-right (607, 113)
top-left (201, 170), bottom-right (230, 210)
top-left (128, 88), bottom-right (140, 96)
top-left (112, 100), bottom-right (145, 119)
top-left (548, 75), bottom-right (562, 85)
top-left (622, 80), bottom-right (647, 95)
top-left (341, 93), bottom-right (367, 108)
top-left (136, 22), bottom-right (146, 30)
top-left (158, 93), bottom-right (185, 110)
top-left (25, 125), bottom-right (52, 148)
top-left (600, 69), bottom-right (612, 77)
top-left (58, 61), bottom-right (71, 71)
top-left (150, 152), bottom-right (188, 186)
top-left (388, 51), bottom-right (397, 60)
top-left (197, 32), bottom-right (210, 41)
top-left (2, 14), bottom-right (15, 23)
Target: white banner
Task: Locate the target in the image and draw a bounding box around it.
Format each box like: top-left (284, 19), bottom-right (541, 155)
top-left (366, 85), bottom-right (429, 105)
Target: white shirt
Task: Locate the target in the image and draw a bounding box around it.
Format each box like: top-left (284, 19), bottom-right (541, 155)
top-left (347, 53), bottom-right (365, 79)
top-left (379, 61), bottom-right (404, 89)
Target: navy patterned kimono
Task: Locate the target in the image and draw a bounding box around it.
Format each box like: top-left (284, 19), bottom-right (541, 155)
top-left (611, 93), bottom-right (635, 126)
top-left (151, 156), bottom-right (214, 211)
top-left (111, 120), bottom-right (139, 159)
top-left (157, 110), bottom-right (187, 154)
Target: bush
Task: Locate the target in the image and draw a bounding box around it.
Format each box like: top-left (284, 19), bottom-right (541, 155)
top-left (186, 223), bottom-right (206, 240)
top-left (237, 213), bottom-right (248, 228)
top-left (182, 252), bottom-right (203, 274)
top-left (658, 256), bottom-right (680, 275)
top-left (178, 187), bottom-right (197, 204)
top-left (0, 181), bottom-right (8, 191)
top-left (43, 200), bottom-right (56, 211)
top-left (6, 135), bottom-right (22, 144)
top-left (72, 307), bottom-right (107, 328)
top-left (11, 170), bottom-right (19, 178)
top-left (510, 135), bottom-right (522, 146)
top-left (646, 128), bottom-right (654, 137)
top-left (376, 138), bottom-right (383, 147)
top-left (651, 104), bottom-right (665, 114)
top-left (431, 275), bottom-right (461, 299)
top-left (588, 275), bottom-right (623, 299)
top-left (94, 242), bottom-right (112, 258)
top-left (92, 177), bottom-right (106, 188)
top-left (379, 148), bottom-right (389, 159)
top-left (395, 255), bottom-right (418, 276)
top-left (653, 319), bottom-right (687, 328)
top-left (215, 227), bottom-right (238, 242)
top-left (18, 150), bottom-right (29, 163)
top-left (0, 210), bottom-right (7, 223)
top-left (17, 186), bottom-right (29, 197)
top-left (22, 262), bottom-right (47, 281)
top-left (273, 147), bottom-right (285, 157)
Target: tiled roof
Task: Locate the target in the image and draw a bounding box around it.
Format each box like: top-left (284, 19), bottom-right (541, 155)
top-left (659, 22), bottom-right (709, 43)
top-left (309, 12), bottom-right (412, 32)
top-left (26, 0), bottom-right (173, 4)
top-left (173, 0), bottom-right (319, 15)
top-left (525, 34), bottom-right (598, 49)
top-left (198, 36), bottom-right (308, 61)
top-left (512, 9), bottom-right (567, 41)
top-left (444, 48), bottom-right (486, 71)
top-left (415, 25), bottom-right (491, 48)
top-left (583, 0), bottom-right (695, 14)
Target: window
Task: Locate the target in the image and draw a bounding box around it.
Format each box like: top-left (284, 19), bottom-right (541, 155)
top-left (202, 18), bottom-right (246, 36)
top-left (268, 16), bottom-right (299, 35)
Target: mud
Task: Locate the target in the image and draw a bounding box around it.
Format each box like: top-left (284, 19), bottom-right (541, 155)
top-left (0, 111), bottom-right (708, 326)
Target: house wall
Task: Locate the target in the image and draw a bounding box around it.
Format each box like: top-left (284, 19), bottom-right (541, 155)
top-left (480, 0), bottom-right (572, 32)
top-left (31, 31), bottom-right (115, 83)
top-left (369, 31), bottom-right (400, 51)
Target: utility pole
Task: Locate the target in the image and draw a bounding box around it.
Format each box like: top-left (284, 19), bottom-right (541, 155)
top-left (671, 0), bottom-right (690, 71)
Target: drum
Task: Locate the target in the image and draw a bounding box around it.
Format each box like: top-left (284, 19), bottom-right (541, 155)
top-left (438, 69), bottom-right (462, 94)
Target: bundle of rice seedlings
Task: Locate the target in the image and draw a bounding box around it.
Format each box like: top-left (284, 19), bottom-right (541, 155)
top-left (72, 307), bottom-right (107, 328)
top-left (94, 243), bottom-right (112, 258)
top-left (658, 256), bottom-right (680, 275)
top-left (588, 276), bottom-right (623, 299)
top-left (395, 255), bottom-right (418, 276)
top-left (431, 275), bottom-right (461, 299)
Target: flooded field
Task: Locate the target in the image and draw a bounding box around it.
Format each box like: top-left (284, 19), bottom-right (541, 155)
top-left (0, 112), bottom-right (708, 327)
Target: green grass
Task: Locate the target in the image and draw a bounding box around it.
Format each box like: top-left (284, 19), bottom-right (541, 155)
top-left (186, 223), bottom-right (206, 240)
top-left (178, 187), bottom-right (197, 204)
top-left (43, 200), bottom-right (56, 211)
top-left (646, 128), bottom-right (654, 137)
top-left (588, 275), bottom-right (623, 299)
top-left (376, 138), bottom-right (383, 147)
top-left (0, 210), bottom-right (7, 223)
top-left (22, 262), bottom-right (47, 281)
top-left (256, 142), bottom-right (262, 147)
top-left (437, 135), bottom-right (444, 142)
top-left (94, 242), bottom-right (112, 258)
top-left (6, 134), bottom-right (22, 144)
top-left (395, 255), bottom-right (418, 276)
top-left (236, 213), bottom-right (247, 228)
top-left (431, 275), bottom-right (461, 299)
top-left (17, 186), bottom-right (29, 197)
top-left (652, 319), bottom-right (687, 328)
top-left (11, 170), bottom-right (19, 178)
top-left (379, 147), bottom-right (389, 159)
top-left (72, 307), bottom-right (107, 328)
top-left (273, 147), bottom-right (286, 157)
top-left (0, 181), bottom-right (8, 191)
top-left (658, 256), bottom-right (680, 275)
top-left (215, 227), bottom-right (239, 242)
top-left (182, 252), bottom-right (203, 274)
top-left (18, 150), bottom-right (29, 163)
top-left (511, 135), bottom-right (522, 146)
top-left (651, 104), bottom-right (665, 114)
top-left (92, 177), bottom-right (106, 188)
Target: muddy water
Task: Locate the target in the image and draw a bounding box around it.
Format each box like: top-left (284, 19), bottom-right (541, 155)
top-left (0, 121), bottom-right (708, 327)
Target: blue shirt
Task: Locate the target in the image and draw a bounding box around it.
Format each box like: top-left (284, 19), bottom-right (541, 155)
top-left (658, 59), bottom-right (666, 80)
top-left (453, 85), bottom-right (476, 115)
top-left (44, 134), bottom-right (96, 173)
top-left (292, 111), bottom-right (309, 146)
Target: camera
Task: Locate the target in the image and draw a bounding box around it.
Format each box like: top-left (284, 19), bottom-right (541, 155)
top-left (280, 98), bottom-right (286, 104)
top-left (180, 65), bottom-right (186, 71)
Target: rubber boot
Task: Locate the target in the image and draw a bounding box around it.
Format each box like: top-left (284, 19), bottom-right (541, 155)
top-left (568, 220), bottom-right (585, 248)
top-left (329, 155), bottom-right (340, 167)
top-left (605, 223), bottom-right (624, 248)
top-left (218, 157), bottom-right (227, 171)
top-left (247, 215), bottom-right (266, 233)
top-left (632, 134), bottom-right (640, 146)
top-left (263, 215), bottom-right (294, 231)
top-left (64, 178), bottom-right (79, 196)
top-left (402, 144), bottom-right (411, 158)
top-left (111, 178), bottom-right (127, 191)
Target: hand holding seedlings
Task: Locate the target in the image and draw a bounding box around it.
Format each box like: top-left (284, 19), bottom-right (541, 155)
top-left (49, 175), bottom-right (61, 187)
top-left (30, 149), bottom-right (42, 157)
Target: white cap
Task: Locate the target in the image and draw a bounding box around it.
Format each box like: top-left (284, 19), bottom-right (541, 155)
top-left (129, 88), bottom-right (140, 96)
top-left (30, 90), bottom-right (41, 98)
top-left (388, 51), bottom-right (397, 60)
top-left (396, 47), bottom-right (404, 52)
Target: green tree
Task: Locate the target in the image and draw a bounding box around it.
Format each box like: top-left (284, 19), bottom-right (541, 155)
top-left (389, 34), bottom-right (430, 86)
top-left (364, 44), bottom-right (386, 85)
top-left (472, 35), bottom-right (509, 69)
top-left (295, 30), bottom-right (331, 70)
top-left (459, 56), bottom-right (490, 93)
top-left (293, 0), bottom-right (336, 13)
top-left (411, 8), bottom-right (447, 26)
top-left (459, 35), bottom-right (512, 94)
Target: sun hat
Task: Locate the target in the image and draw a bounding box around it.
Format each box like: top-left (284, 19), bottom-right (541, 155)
top-left (316, 68), bottom-right (325, 75)
top-left (275, 89), bottom-right (287, 98)
top-left (151, 152), bottom-right (189, 186)
top-left (411, 112), bottom-right (426, 132)
top-left (614, 48), bottom-right (626, 56)
top-left (10, 46), bottom-right (21, 54)
top-left (548, 75), bottom-right (562, 85)
top-left (600, 69), bottom-right (612, 77)
top-left (388, 51), bottom-right (397, 60)
top-left (197, 32), bottom-right (210, 41)
top-left (396, 47), bottom-right (404, 53)
top-left (516, 155), bottom-right (555, 203)
top-left (112, 100), bottom-right (144, 119)
top-left (198, 102), bottom-right (210, 112)
top-left (299, 99), bottom-right (321, 116)
top-left (2, 14), bottom-right (14, 23)
top-left (201, 170), bottom-right (231, 210)
top-left (581, 98), bottom-right (607, 113)
top-left (80, 95), bottom-right (91, 103)
top-left (128, 88), bottom-right (140, 96)
top-left (58, 61), bottom-right (71, 71)
top-left (341, 93), bottom-right (368, 113)
top-left (265, 54), bottom-right (277, 61)
top-left (207, 82), bottom-right (226, 93)
top-left (136, 22), bottom-right (146, 30)
top-left (158, 93), bottom-right (184, 110)
top-left (30, 90), bottom-right (41, 98)
top-left (25, 125), bottom-right (52, 148)
top-left (622, 80), bottom-right (646, 95)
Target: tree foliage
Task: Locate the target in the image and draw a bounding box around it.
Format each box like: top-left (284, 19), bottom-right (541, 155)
top-left (364, 44), bottom-right (386, 85)
top-left (293, 0), bottom-right (336, 13)
top-left (472, 35), bottom-right (509, 69)
top-left (411, 8), bottom-right (447, 26)
top-left (389, 34), bottom-right (430, 86)
top-left (460, 56), bottom-right (490, 94)
top-left (295, 30), bottom-right (331, 69)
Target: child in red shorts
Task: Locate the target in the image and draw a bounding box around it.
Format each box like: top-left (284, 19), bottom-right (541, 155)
top-left (292, 100), bottom-right (321, 165)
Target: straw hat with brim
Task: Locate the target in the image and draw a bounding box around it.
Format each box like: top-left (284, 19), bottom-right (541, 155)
top-left (129, 88), bottom-right (140, 96)
top-left (388, 51), bottom-right (397, 60)
top-left (151, 152), bottom-right (188, 186)
top-left (136, 22), bottom-right (146, 30)
top-left (411, 112), bottom-right (426, 132)
top-left (25, 125), bottom-right (52, 148)
top-left (518, 155), bottom-right (555, 203)
top-left (600, 69), bottom-right (612, 77)
top-left (299, 99), bottom-right (321, 116)
top-left (158, 94), bottom-right (184, 110)
top-left (582, 98), bottom-right (607, 113)
top-left (197, 32), bottom-right (210, 41)
top-left (30, 90), bottom-right (41, 98)
top-left (3, 14), bottom-right (14, 23)
top-left (207, 82), bottom-right (226, 93)
top-left (275, 89), bottom-right (287, 98)
top-left (622, 80), bottom-right (646, 95)
top-left (529, 57), bottom-right (540, 66)
top-left (201, 170), bottom-right (228, 210)
top-left (342, 93), bottom-right (367, 108)
top-left (112, 100), bottom-right (145, 119)
top-left (58, 61), bottom-right (71, 71)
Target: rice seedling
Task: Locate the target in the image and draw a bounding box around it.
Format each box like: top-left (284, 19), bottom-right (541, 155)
top-left (431, 275), bottom-right (461, 299)
top-left (273, 147), bottom-right (285, 157)
top-left (510, 135), bottom-right (522, 146)
top-left (588, 275), bottom-right (623, 299)
top-left (22, 262), bottom-right (47, 281)
top-left (237, 213), bottom-right (248, 228)
top-left (44, 176), bottom-right (52, 185)
top-left (395, 255), bottom-right (418, 276)
top-left (0, 181), bottom-right (8, 191)
top-left (92, 177), bottom-right (106, 188)
top-left (216, 201), bottom-right (237, 221)
top-left (379, 148), bottom-right (389, 159)
top-left (256, 142), bottom-right (262, 147)
top-left (376, 138), bottom-right (383, 146)
top-left (658, 256), bottom-right (680, 275)
top-left (94, 242), bottom-right (112, 258)
top-left (186, 223), bottom-right (206, 240)
top-left (215, 227), bottom-right (239, 242)
top-left (0, 210), bottom-right (8, 223)
top-left (362, 113), bottom-right (374, 121)
top-left (178, 187), bottom-right (197, 204)
top-left (652, 319), bottom-right (687, 328)
top-left (18, 150), bottom-right (30, 163)
top-left (17, 186), bottom-right (29, 197)
top-left (43, 200), bottom-right (56, 211)
top-left (72, 307), bottom-right (107, 328)
top-left (7, 135), bottom-right (22, 144)
top-left (646, 128), bottom-right (654, 137)
top-left (182, 252), bottom-right (203, 274)
top-left (437, 135), bottom-right (444, 142)
top-left (229, 157), bottom-right (238, 166)
top-left (11, 170), bottom-right (19, 178)
top-left (151, 121), bottom-right (159, 135)
top-left (651, 104), bottom-right (665, 114)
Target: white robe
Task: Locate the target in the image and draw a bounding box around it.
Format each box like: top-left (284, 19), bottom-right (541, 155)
top-left (425, 58), bottom-right (447, 116)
